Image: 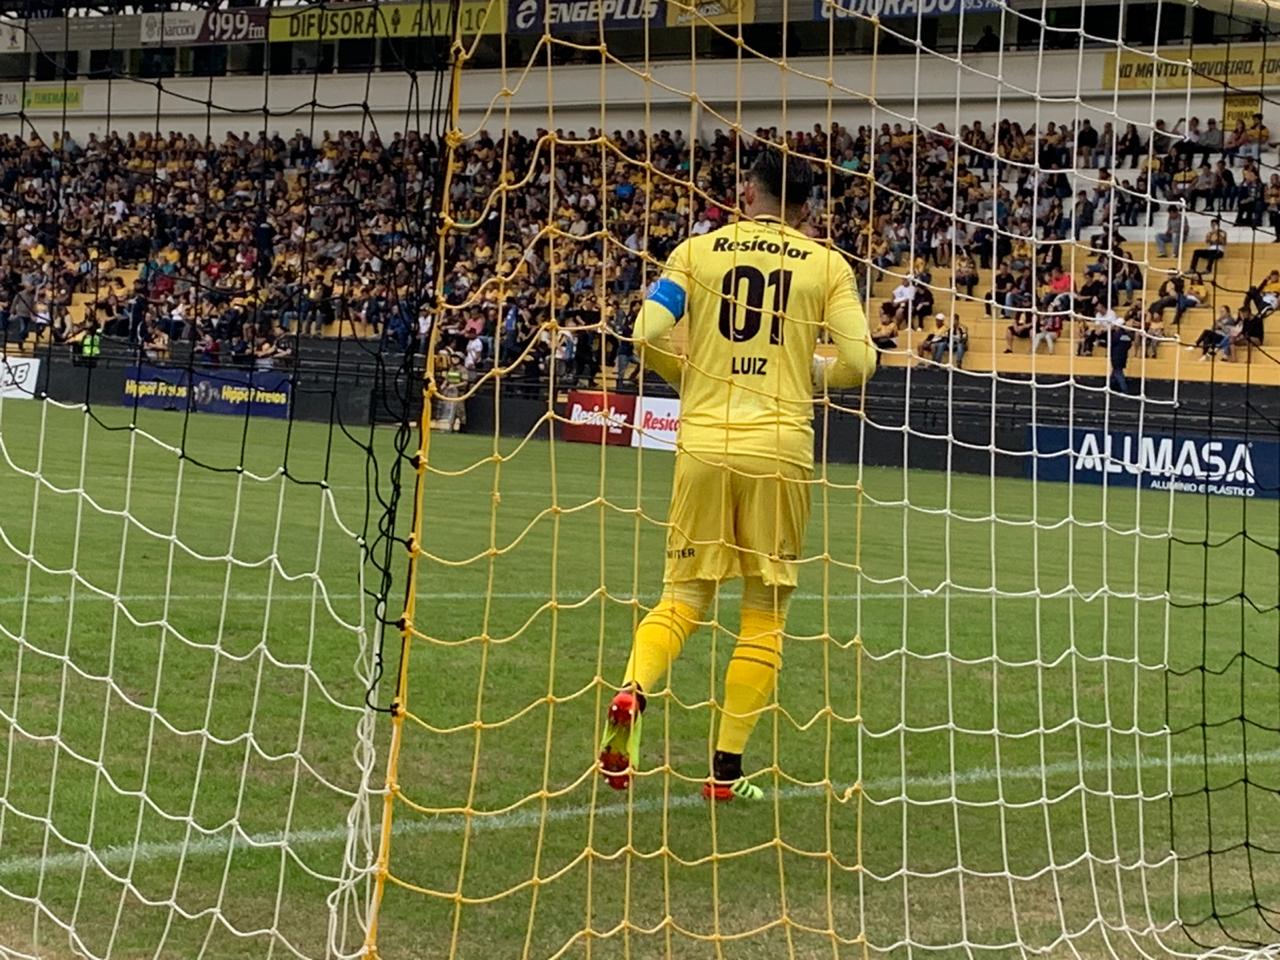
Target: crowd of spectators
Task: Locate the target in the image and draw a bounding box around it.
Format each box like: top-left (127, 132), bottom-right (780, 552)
top-left (0, 109), bottom-right (1273, 386)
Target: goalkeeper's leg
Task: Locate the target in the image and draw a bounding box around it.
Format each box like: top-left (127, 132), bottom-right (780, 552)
top-left (703, 455), bottom-right (808, 802)
top-left (703, 575), bottom-right (789, 802)
top-left (599, 580), bottom-right (714, 790)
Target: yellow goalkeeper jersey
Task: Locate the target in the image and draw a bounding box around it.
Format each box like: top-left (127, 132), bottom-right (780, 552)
top-left (636, 215), bottom-right (875, 469)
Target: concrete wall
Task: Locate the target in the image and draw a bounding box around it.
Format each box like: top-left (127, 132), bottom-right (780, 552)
top-left (1, 46), bottom-right (1241, 143)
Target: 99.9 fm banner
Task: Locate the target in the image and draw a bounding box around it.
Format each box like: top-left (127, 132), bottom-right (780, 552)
top-left (123, 366), bottom-right (291, 419)
top-left (140, 10), bottom-right (268, 46)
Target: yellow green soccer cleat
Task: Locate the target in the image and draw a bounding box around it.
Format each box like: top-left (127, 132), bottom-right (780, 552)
top-left (702, 777), bottom-right (765, 802)
top-left (599, 690), bottom-right (643, 790)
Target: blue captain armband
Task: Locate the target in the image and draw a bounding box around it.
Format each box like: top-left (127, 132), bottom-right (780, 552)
top-left (645, 278), bottom-right (687, 320)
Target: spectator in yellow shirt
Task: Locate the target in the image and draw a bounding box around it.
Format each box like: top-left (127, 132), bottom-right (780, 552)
top-left (1243, 268), bottom-right (1280, 315)
top-left (1266, 173), bottom-right (1280, 238)
top-left (1244, 113), bottom-right (1270, 161)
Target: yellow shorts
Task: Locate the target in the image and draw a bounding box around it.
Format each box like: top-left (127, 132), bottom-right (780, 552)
top-left (662, 452), bottom-right (812, 588)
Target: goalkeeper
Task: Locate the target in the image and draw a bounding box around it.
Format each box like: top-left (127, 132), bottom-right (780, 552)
top-left (599, 146), bottom-right (877, 802)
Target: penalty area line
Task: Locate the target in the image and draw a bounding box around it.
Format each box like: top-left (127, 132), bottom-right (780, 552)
top-left (0, 589), bottom-right (1216, 606)
top-left (1, 746), bottom-right (1276, 881)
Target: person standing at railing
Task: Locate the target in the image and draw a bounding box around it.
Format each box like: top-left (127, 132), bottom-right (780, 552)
top-left (1189, 220), bottom-right (1228, 273)
top-left (1107, 319), bottom-right (1134, 394)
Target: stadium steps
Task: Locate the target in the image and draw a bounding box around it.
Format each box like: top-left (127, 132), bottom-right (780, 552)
top-left (5, 236), bottom-right (1275, 391)
top-left (861, 241), bottom-right (1280, 385)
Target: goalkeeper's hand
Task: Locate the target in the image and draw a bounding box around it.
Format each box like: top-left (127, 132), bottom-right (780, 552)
top-left (812, 343), bottom-right (877, 391)
top-left (811, 354), bottom-right (837, 392)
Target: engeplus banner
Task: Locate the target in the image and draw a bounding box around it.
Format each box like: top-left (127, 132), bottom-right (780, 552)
top-left (123, 366), bottom-right (291, 420)
top-left (1031, 426), bottom-right (1278, 499)
top-left (815, 0), bottom-right (999, 20)
top-left (509, 0), bottom-right (661, 32)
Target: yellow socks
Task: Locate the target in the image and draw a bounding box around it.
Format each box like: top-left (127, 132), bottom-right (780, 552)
top-left (621, 578), bottom-right (788, 765)
top-left (623, 598), bottom-right (702, 694)
top-left (716, 605), bottom-right (786, 755)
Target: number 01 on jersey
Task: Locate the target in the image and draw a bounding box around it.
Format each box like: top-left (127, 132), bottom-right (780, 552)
top-left (720, 266), bottom-right (793, 376)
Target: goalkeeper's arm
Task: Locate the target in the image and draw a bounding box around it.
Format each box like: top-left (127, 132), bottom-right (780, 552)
top-left (814, 263), bottom-right (877, 390)
top-left (634, 298), bottom-right (684, 388)
top-left (632, 247), bottom-right (692, 389)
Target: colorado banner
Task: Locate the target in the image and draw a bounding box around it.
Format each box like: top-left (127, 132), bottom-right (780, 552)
top-left (1102, 44), bottom-right (1280, 91)
top-left (1031, 426), bottom-right (1278, 499)
top-left (123, 366), bottom-right (292, 420)
top-left (815, 0), bottom-right (998, 20)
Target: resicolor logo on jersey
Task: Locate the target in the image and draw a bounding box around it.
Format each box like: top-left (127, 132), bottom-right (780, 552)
top-left (513, 0), bottom-right (661, 30)
top-left (711, 236), bottom-right (813, 259)
top-left (1031, 427), bottom-right (1278, 500)
top-left (816, 0), bottom-right (1000, 19)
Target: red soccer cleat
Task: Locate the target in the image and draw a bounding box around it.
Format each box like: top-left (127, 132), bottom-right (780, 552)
top-left (702, 778), bottom-right (764, 802)
top-left (598, 690), bottom-right (643, 790)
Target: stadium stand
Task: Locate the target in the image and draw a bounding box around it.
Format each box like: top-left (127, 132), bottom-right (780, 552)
top-left (0, 119), bottom-right (1275, 388)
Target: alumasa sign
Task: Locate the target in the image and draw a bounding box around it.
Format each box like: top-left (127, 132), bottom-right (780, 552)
top-left (1030, 426), bottom-right (1279, 499)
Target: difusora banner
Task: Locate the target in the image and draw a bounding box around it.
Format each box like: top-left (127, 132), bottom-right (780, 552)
top-left (559, 390), bottom-right (636, 445)
top-left (268, 1), bottom-right (501, 40)
top-left (123, 366), bottom-right (292, 419)
top-left (1031, 426), bottom-right (1278, 499)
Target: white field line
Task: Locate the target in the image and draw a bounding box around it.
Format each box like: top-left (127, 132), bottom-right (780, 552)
top-left (7, 474), bottom-right (1252, 541)
top-left (0, 589), bottom-right (1233, 606)
top-left (1, 746), bottom-right (1277, 881)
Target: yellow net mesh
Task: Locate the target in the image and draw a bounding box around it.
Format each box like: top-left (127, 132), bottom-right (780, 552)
top-left (360, 5), bottom-right (878, 957)
top-left (360, 1), bottom-right (1280, 957)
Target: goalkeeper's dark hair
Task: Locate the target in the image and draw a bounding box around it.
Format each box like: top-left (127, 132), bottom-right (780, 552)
top-left (748, 145), bottom-right (814, 205)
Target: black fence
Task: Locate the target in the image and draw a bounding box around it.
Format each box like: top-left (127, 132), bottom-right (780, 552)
top-left (23, 342), bottom-right (1278, 483)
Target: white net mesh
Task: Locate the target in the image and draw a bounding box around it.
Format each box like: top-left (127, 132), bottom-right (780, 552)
top-left (0, 1), bottom-right (1278, 958)
top-left (0, 392), bottom-right (381, 957)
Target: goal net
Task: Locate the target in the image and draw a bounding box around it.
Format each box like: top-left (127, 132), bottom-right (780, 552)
top-left (0, 0), bottom-right (1278, 958)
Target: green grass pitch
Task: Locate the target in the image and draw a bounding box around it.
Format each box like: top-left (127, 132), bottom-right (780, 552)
top-left (0, 397), bottom-right (1276, 959)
